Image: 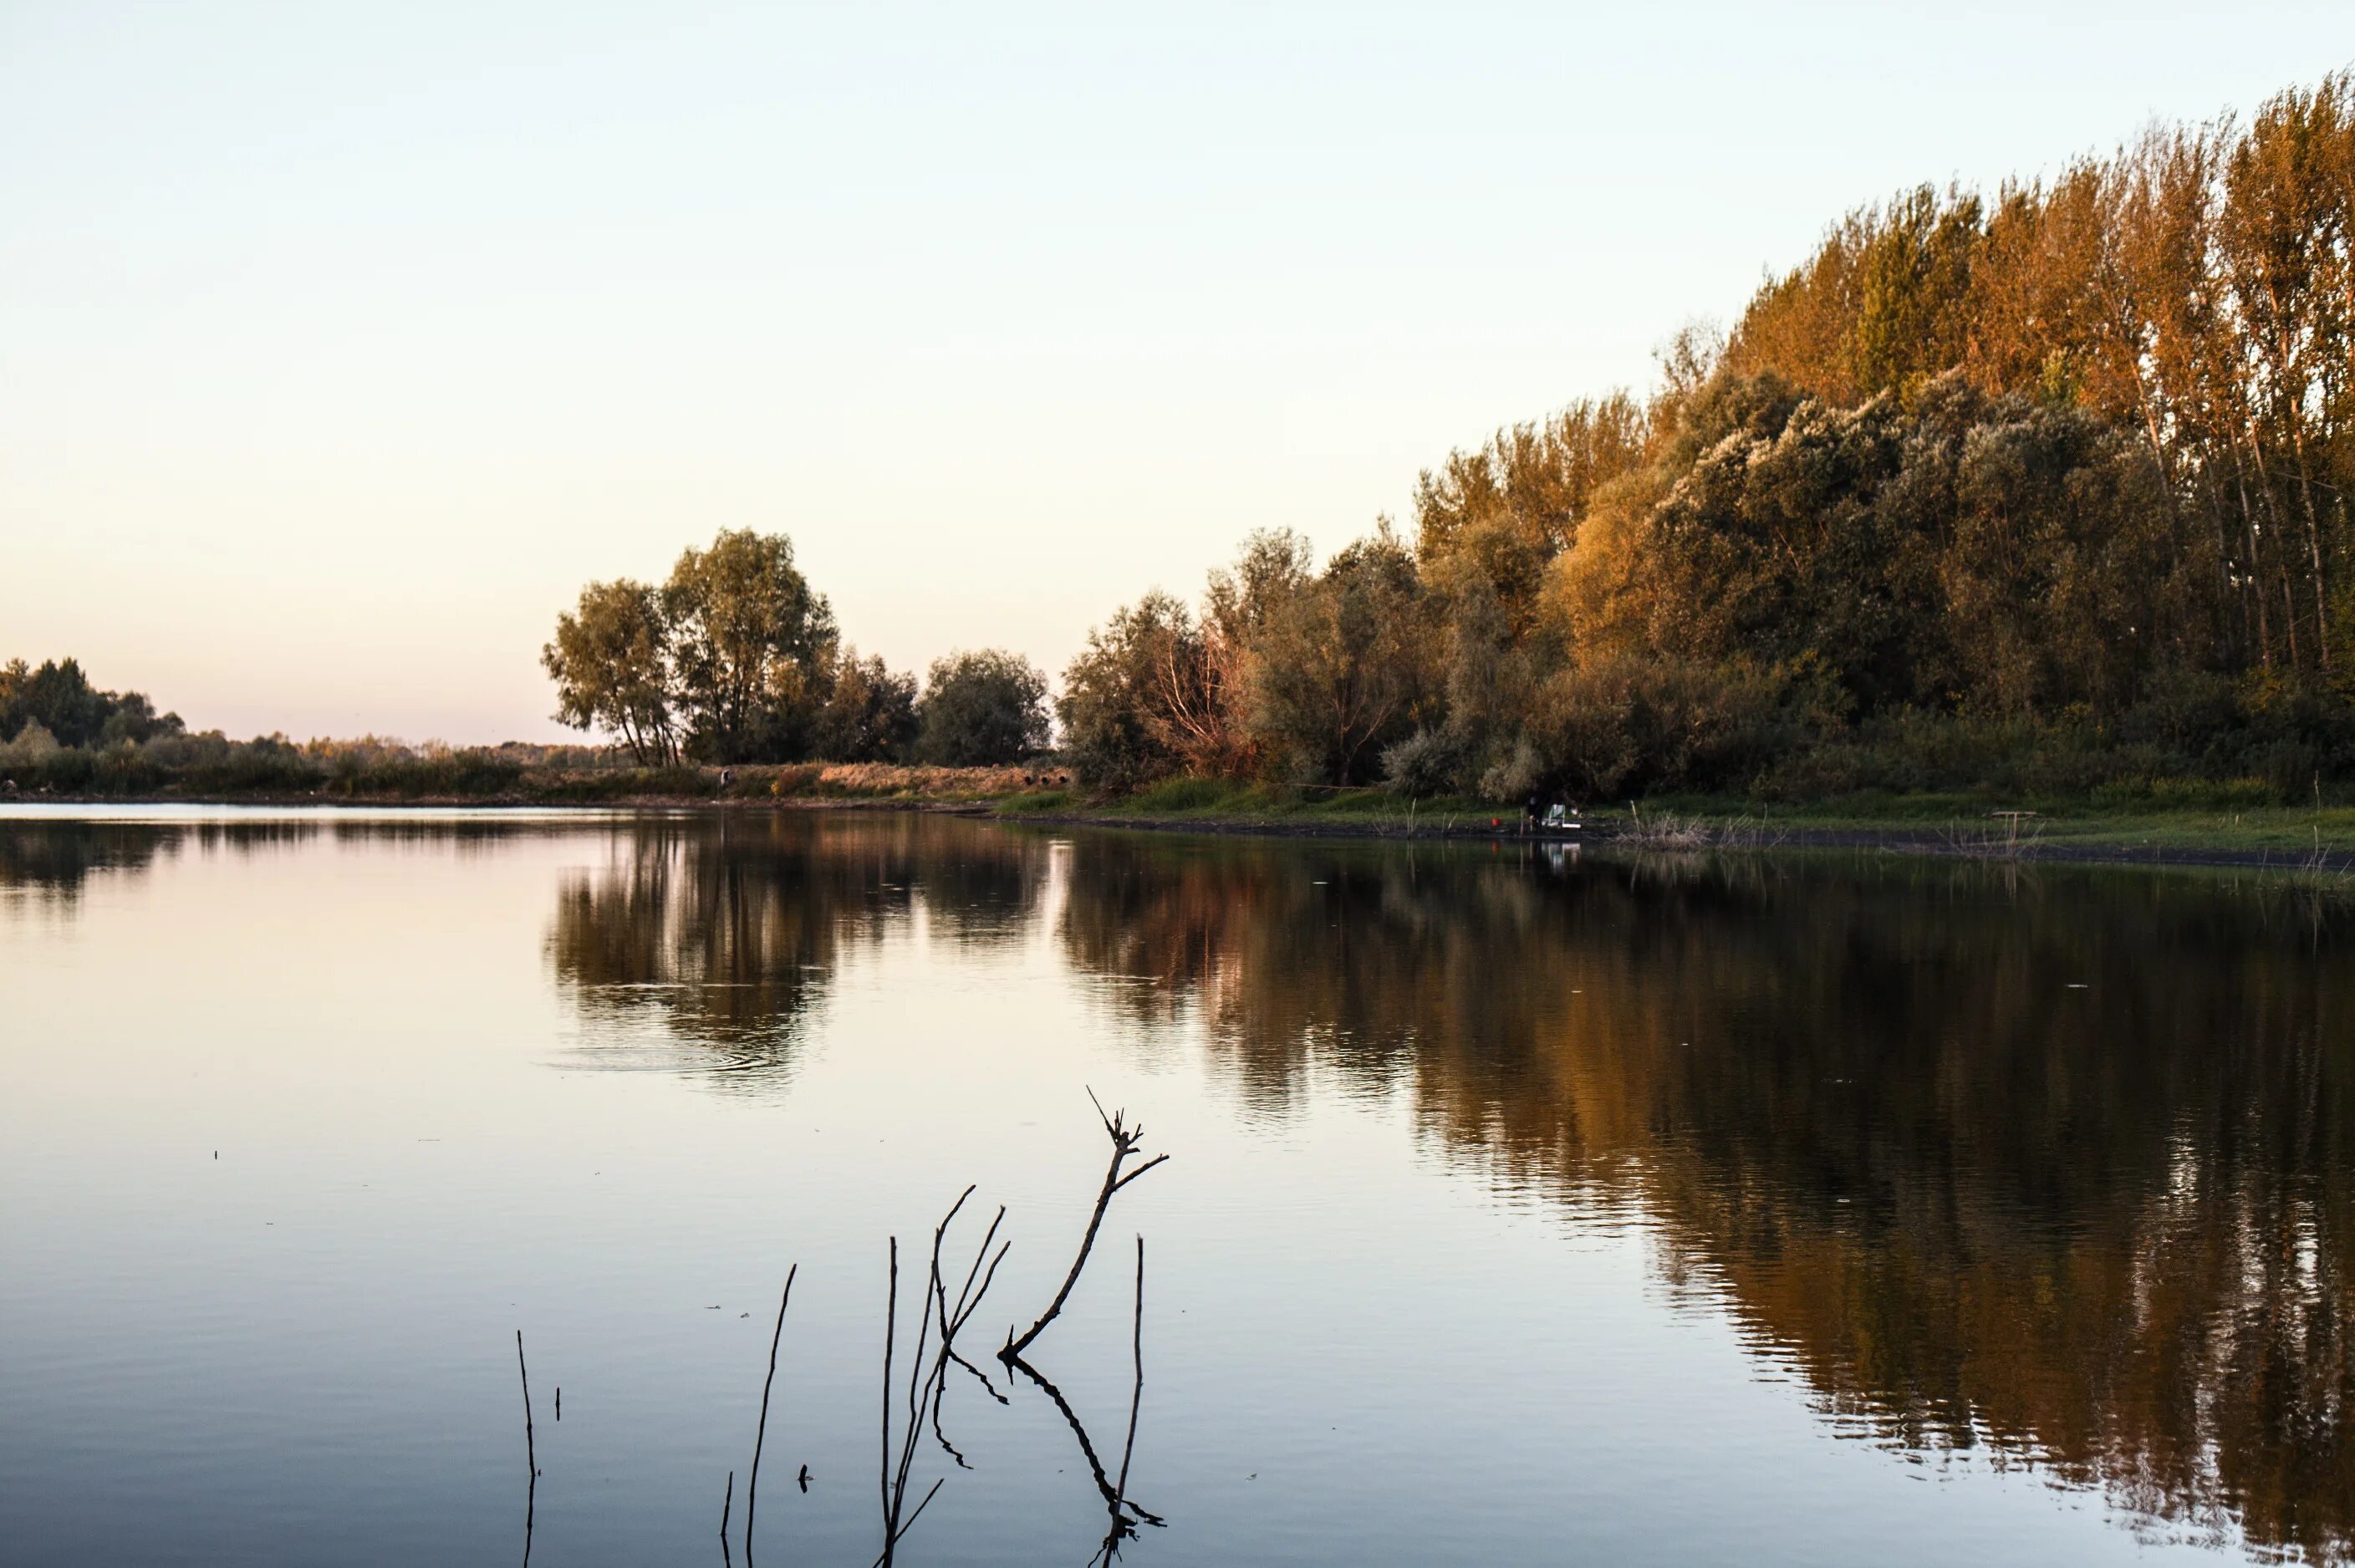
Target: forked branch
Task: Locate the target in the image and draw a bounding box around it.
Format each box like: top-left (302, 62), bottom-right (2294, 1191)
top-left (1002, 1092), bottom-right (1168, 1361)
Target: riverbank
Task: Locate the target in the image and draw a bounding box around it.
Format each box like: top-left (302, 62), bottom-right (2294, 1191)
top-left (10, 761), bottom-right (2355, 873)
top-left (990, 789), bottom-right (2355, 873)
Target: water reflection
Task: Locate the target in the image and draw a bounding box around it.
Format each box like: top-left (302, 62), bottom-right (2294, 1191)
top-left (8, 807), bottom-right (2352, 1561)
top-left (0, 817), bottom-right (324, 904)
top-left (546, 814), bottom-right (1048, 1076)
top-left (1056, 837), bottom-right (2355, 1563)
top-left (528, 812), bottom-right (2355, 1563)
top-left (0, 815), bottom-right (522, 905)
top-left (0, 820), bottom-right (173, 903)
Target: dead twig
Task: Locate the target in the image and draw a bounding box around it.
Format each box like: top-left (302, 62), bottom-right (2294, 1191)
top-left (879, 1236), bottom-right (907, 1558)
top-left (516, 1331), bottom-right (537, 1478)
top-left (744, 1263), bottom-right (798, 1562)
top-left (879, 1183), bottom-right (1012, 1565)
top-left (1003, 1092), bottom-right (1168, 1361)
top-left (517, 1330), bottom-right (538, 1567)
top-left (935, 1194), bottom-right (1011, 1347)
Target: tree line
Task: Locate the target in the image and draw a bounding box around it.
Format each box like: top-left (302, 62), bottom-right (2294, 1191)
top-left (0, 658), bottom-right (181, 753)
top-left (1059, 67), bottom-right (2355, 802)
top-left (544, 529), bottom-right (1050, 766)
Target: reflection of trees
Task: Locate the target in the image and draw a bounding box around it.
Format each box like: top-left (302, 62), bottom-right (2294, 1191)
top-left (0, 821), bottom-right (172, 901)
top-left (0, 818), bottom-right (327, 904)
top-left (545, 814), bottom-right (1048, 1072)
top-left (1061, 840), bottom-right (2355, 1562)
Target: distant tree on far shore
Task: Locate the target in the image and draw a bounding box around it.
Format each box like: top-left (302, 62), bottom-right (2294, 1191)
top-left (547, 529), bottom-right (947, 766)
top-left (0, 658), bottom-right (181, 750)
top-left (813, 648), bottom-right (919, 763)
top-left (543, 580), bottom-right (680, 766)
top-left (914, 649), bottom-right (1051, 766)
top-left (660, 530), bottom-right (838, 763)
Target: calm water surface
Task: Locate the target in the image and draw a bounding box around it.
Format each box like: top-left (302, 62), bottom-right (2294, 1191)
top-left (3, 807), bottom-right (2351, 1565)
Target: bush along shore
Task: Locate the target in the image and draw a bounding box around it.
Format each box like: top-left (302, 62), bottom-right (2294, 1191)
top-left (9, 734), bottom-right (2355, 873)
top-left (991, 780), bottom-right (2355, 872)
top-left (0, 739), bottom-right (1067, 808)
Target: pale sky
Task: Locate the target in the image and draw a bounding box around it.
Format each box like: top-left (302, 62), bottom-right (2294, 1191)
top-left (4, 3), bottom-right (2347, 743)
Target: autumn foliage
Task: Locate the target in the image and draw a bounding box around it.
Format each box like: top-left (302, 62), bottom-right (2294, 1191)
top-left (1061, 69), bottom-right (2355, 802)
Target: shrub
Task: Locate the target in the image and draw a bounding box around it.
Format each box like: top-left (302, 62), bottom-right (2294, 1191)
top-left (1381, 727), bottom-right (1467, 799)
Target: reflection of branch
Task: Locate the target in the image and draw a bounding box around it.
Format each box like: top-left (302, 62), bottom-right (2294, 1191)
top-left (1004, 1092), bottom-right (1167, 1360)
top-left (946, 1347), bottom-right (1009, 1404)
top-left (1101, 1237), bottom-right (1149, 1566)
top-left (928, 1357), bottom-right (971, 1470)
top-left (1005, 1354), bottom-right (1126, 1508)
top-left (1003, 1329), bottom-right (1165, 1544)
top-left (878, 1188), bottom-right (1014, 1565)
top-left (1005, 1235), bottom-right (1161, 1567)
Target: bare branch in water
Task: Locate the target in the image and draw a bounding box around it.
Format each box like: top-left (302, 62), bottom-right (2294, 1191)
top-left (938, 1198), bottom-right (1011, 1347)
top-left (879, 1236), bottom-right (902, 1555)
top-left (1004, 1093), bottom-right (1168, 1360)
top-left (744, 1263), bottom-right (797, 1563)
top-left (517, 1331), bottom-right (537, 1477)
top-left (517, 1331), bottom-right (538, 1568)
top-left (502, 1106), bottom-right (1173, 1568)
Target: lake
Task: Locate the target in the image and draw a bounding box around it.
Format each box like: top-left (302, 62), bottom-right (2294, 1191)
top-left (3, 806), bottom-right (2350, 1565)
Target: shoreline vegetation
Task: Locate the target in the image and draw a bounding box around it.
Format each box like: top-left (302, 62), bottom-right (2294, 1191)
top-left (5, 755), bottom-right (2355, 873)
top-left (8, 67), bottom-right (2354, 878)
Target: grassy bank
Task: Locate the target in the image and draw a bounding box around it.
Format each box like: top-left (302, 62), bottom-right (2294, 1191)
top-left (0, 753), bottom-right (1060, 807)
top-left (990, 776), bottom-right (2355, 868)
top-left (10, 748), bottom-right (2355, 868)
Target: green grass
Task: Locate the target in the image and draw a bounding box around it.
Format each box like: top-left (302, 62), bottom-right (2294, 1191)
top-left (1122, 776), bottom-right (1254, 813)
top-left (995, 789), bottom-right (1073, 813)
top-left (997, 778), bottom-right (1500, 827)
top-left (1597, 792), bottom-right (2355, 857)
top-left (987, 775), bottom-right (2355, 859)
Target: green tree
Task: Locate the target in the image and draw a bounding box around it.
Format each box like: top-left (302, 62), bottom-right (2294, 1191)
top-left (662, 530), bottom-right (839, 762)
top-left (915, 649), bottom-right (1051, 766)
top-left (1246, 527), bottom-right (1440, 785)
top-left (1058, 533), bottom-right (1316, 791)
top-left (813, 648), bottom-right (919, 762)
top-left (1058, 592), bottom-right (1201, 790)
top-left (0, 658), bottom-right (180, 748)
top-left (1939, 396), bottom-right (2199, 715)
top-left (542, 578), bottom-right (680, 766)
